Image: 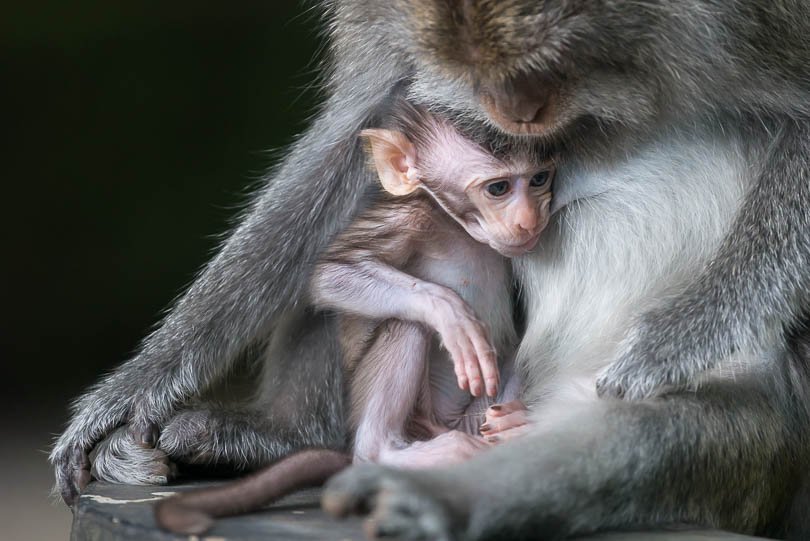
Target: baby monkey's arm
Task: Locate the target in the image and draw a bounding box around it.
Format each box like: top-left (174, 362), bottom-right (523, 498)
top-left (310, 198), bottom-right (499, 398)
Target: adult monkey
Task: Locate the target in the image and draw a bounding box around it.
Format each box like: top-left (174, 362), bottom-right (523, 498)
top-left (52, 0), bottom-right (810, 536)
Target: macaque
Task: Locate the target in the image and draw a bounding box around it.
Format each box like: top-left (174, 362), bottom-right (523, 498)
top-left (53, 1), bottom-right (810, 539)
top-left (154, 101), bottom-right (552, 534)
top-left (315, 102), bottom-right (552, 464)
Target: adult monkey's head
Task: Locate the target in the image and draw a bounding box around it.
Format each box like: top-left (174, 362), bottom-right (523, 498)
top-left (402, 0), bottom-right (722, 137)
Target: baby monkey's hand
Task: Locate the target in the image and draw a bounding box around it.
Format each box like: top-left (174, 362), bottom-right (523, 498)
top-left (421, 284), bottom-right (499, 397)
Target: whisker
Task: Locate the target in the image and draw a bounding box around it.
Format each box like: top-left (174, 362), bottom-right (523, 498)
top-left (446, 406), bottom-right (493, 420)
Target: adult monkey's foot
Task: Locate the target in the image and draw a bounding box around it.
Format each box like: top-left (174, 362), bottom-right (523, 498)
top-left (323, 464), bottom-right (472, 541)
top-left (52, 420), bottom-right (169, 506)
top-left (52, 444), bottom-right (93, 507)
top-left (90, 425), bottom-right (175, 486)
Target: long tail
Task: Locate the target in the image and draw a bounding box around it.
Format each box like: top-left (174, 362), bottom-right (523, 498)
top-left (154, 448), bottom-right (351, 535)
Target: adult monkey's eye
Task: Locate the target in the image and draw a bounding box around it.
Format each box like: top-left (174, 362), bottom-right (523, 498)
top-left (486, 180), bottom-right (510, 197)
top-left (530, 170), bottom-right (551, 187)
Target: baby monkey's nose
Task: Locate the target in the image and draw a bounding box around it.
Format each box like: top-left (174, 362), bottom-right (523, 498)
top-left (516, 210), bottom-right (539, 234)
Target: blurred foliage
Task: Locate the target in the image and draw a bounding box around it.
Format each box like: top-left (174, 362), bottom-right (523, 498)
top-left (1, 2), bottom-right (322, 416)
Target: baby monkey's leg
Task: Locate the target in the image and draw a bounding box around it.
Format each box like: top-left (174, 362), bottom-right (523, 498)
top-left (351, 320), bottom-right (431, 463)
top-left (352, 319), bottom-right (488, 467)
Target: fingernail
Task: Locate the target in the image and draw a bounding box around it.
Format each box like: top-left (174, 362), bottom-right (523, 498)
top-left (486, 435), bottom-right (500, 443)
top-left (489, 404), bottom-right (502, 411)
top-left (77, 469), bottom-right (92, 490)
top-left (480, 423), bottom-right (491, 432)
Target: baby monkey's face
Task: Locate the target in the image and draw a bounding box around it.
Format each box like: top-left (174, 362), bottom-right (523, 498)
top-left (414, 132), bottom-right (555, 257)
top-left (458, 161), bottom-right (554, 257)
top-left (361, 111), bottom-right (555, 257)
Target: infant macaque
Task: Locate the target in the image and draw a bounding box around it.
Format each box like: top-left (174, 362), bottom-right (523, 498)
top-left (155, 101), bottom-right (553, 534)
top-left (312, 101), bottom-right (553, 464)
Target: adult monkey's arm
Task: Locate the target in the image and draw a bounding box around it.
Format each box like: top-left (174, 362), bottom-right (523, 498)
top-left (50, 3), bottom-right (410, 506)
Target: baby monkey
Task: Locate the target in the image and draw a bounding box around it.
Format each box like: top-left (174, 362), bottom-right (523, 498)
top-left (155, 102), bottom-right (553, 534)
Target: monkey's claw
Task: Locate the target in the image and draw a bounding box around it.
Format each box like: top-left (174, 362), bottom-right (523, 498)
top-left (323, 465), bottom-right (457, 541)
top-left (54, 445), bottom-right (92, 507)
top-left (131, 421), bottom-right (161, 448)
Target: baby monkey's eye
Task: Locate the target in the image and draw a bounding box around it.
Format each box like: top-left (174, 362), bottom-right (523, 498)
top-left (486, 180), bottom-right (510, 197)
top-left (530, 170), bottom-right (552, 187)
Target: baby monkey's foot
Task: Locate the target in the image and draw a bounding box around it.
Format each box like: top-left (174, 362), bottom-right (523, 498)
top-left (379, 431), bottom-right (489, 469)
top-left (480, 400), bottom-right (529, 443)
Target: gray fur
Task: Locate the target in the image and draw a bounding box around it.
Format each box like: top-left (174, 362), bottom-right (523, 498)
top-left (52, 1), bottom-right (810, 538)
top-left (154, 308), bottom-right (349, 470)
top-left (325, 360), bottom-right (810, 540)
top-left (89, 426), bottom-right (172, 486)
top-left (323, 118), bottom-right (810, 539)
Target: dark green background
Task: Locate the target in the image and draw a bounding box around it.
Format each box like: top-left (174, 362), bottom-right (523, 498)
top-left (3, 2), bottom-right (320, 418)
top-left (2, 4), bottom-right (321, 536)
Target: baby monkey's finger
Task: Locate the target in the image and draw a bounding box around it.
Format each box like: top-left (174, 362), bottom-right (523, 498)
top-left (478, 351), bottom-right (499, 398)
top-left (463, 348), bottom-right (484, 397)
top-left (469, 335), bottom-right (499, 397)
top-left (451, 349), bottom-right (470, 392)
top-left (454, 336), bottom-right (480, 396)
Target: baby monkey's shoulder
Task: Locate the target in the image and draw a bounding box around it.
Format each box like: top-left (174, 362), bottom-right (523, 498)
top-left (354, 191), bottom-right (439, 237)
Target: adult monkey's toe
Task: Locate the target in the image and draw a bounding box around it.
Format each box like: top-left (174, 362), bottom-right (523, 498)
top-left (322, 464), bottom-right (394, 518)
top-left (55, 445), bottom-right (91, 507)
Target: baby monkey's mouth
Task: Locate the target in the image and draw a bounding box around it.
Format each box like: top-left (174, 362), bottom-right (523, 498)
top-left (495, 233), bottom-right (542, 257)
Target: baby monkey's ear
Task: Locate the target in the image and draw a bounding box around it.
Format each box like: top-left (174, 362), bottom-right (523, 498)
top-left (360, 129), bottom-right (421, 196)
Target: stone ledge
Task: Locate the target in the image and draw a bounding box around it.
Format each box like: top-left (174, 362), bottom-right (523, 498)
top-left (72, 482), bottom-right (364, 541)
top-left (71, 481), bottom-right (773, 541)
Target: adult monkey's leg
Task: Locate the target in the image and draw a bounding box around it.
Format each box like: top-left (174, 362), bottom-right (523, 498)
top-left (156, 309), bottom-right (348, 472)
top-left (324, 360), bottom-right (810, 540)
top-left (50, 7), bottom-right (411, 505)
